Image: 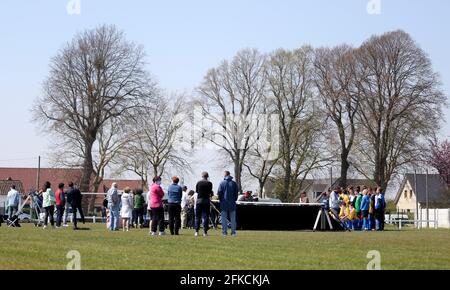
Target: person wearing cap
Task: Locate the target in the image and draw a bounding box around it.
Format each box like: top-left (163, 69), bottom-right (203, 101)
top-left (107, 182), bottom-right (120, 231)
top-left (194, 171), bottom-right (213, 237)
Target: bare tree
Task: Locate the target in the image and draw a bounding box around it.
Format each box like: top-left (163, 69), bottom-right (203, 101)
top-left (314, 45), bottom-right (361, 187)
top-left (243, 101), bottom-right (280, 197)
top-left (353, 30), bottom-right (446, 189)
top-left (197, 49), bottom-right (267, 193)
top-left (119, 93), bottom-right (191, 182)
top-left (33, 25), bottom-right (152, 192)
top-left (267, 47), bottom-right (330, 202)
top-left (91, 117), bottom-right (130, 192)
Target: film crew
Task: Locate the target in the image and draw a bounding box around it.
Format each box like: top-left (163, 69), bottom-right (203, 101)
top-left (149, 176), bottom-right (165, 236)
top-left (67, 182), bottom-right (85, 230)
top-left (6, 185), bottom-right (21, 220)
top-left (106, 182), bottom-right (120, 231)
top-left (328, 187), bottom-right (341, 218)
top-left (167, 176), bottom-right (183, 235)
top-left (55, 183), bottom-right (65, 228)
top-left (41, 181), bottom-right (56, 229)
top-left (217, 171), bottom-right (239, 237)
top-left (194, 171), bottom-right (213, 237)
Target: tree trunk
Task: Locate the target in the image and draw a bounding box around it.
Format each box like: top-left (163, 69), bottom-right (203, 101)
top-left (339, 149), bottom-right (350, 188)
top-left (80, 137), bottom-right (95, 215)
top-left (283, 161), bottom-right (292, 203)
top-left (234, 158), bottom-right (243, 195)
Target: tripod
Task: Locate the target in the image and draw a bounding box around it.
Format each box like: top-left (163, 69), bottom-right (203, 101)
top-left (313, 207), bottom-right (334, 231)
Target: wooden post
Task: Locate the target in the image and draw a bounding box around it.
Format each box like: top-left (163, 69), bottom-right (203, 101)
top-left (414, 169), bottom-right (418, 229)
top-left (426, 169), bottom-right (429, 228)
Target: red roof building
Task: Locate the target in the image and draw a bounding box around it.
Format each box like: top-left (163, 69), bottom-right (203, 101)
top-left (0, 167), bottom-right (143, 193)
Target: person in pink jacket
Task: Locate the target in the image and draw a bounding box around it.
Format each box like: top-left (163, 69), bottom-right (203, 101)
top-left (148, 176), bottom-right (165, 236)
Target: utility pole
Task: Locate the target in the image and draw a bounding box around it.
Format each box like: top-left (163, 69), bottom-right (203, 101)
top-left (32, 155), bottom-right (41, 219)
top-left (329, 167), bottom-right (333, 190)
top-left (414, 169), bottom-right (418, 229)
top-left (426, 168), bottom-right (429, 228)
top-left (36, 155), bottom-right (41, 192)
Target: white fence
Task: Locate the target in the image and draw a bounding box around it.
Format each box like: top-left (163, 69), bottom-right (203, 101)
top-left (416, 208), bottom-right (450, 229)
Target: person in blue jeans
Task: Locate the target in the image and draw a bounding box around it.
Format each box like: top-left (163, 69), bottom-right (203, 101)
top-left (360, 189), bottom-right (371, 231)
top-left (107, 182), bottom-right (120, 231)
top-left (217, 171), bottom-right (239, 237)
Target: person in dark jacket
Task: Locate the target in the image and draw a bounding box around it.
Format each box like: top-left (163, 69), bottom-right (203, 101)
top-left (167, 176), bottom-right (183, 235)
top-left (194, 171), bottom-right (213, 237)
top-left (66, 182), bottom-right (84, 230)
top-left (217, 171), bottom-right (239, 237)
top-left (132, 189), bottom-right (145, 228)
top-left (375, 187), bottom-right (386, 231)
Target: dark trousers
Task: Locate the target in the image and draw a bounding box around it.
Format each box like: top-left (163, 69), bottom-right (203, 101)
top-left (168, 203), bottom-right (181, 235)
top-left (210, 205), bottom-right (219, 228)
top-left (44, 205), bottom-right (55, 226)
top-left (56, 205), bottom-right (65, 227)
top-left (133, 208), bottom-right (145, 226)
top-left (72, 204), bottom-right (85, 228)
top-left (151, 207), bottom-right (165, 233)
top-left (375, 210), bottom-right (385, 230)
top-left (370, 212), bottom-right (376, 230)
top-left (195, 202), bottom-right (210, 234)
top-left (186, 207), bottom-right (195, 228)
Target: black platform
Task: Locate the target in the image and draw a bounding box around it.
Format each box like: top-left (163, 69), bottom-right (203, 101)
top-left (231, 201), bottom-right (343, 231)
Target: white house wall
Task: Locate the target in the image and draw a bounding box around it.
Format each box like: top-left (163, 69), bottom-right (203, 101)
top-left (397, 180), bottom-right (418, 212)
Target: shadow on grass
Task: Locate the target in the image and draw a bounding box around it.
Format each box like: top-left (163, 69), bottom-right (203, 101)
top-left (74, 227), bottom-right (91, 231)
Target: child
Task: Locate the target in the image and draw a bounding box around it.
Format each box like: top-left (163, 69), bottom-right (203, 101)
top-left (120, 187), bottom-right (133, 231)
top-left (360, 189), bottom-right (371, 231)
top-left (348, 203), bottom-right (357, 230)
top-left (339, 202), bottom-right (348, 230)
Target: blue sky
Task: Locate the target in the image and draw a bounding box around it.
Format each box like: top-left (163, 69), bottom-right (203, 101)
top-left (0, 0), bottom-right (449, 183)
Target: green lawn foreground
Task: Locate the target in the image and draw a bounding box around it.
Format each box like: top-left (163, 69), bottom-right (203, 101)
top-left (0, 223), bottom-right (449, 270)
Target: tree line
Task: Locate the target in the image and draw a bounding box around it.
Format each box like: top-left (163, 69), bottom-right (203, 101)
top-left (33, 25), bottom-right (447, 202)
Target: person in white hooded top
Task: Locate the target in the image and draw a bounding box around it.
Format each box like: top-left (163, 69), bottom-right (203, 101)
top-left (120, 187), bottom-right (133, 231)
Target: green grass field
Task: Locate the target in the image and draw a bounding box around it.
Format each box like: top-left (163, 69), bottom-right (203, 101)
top-left (0, 223), bottom-right (449, 270)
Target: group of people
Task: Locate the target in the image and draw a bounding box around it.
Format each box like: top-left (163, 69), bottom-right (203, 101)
top-left (4, 174), bottom-right (386, 233)
top-left (105, 170), bottom-right (239, 237)
top-left (39, 181), bottom-right (85, 229)
top-left (324, 185), bottom-right (386, 231)
top-left (2, 181), bottom-right (85, 229)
